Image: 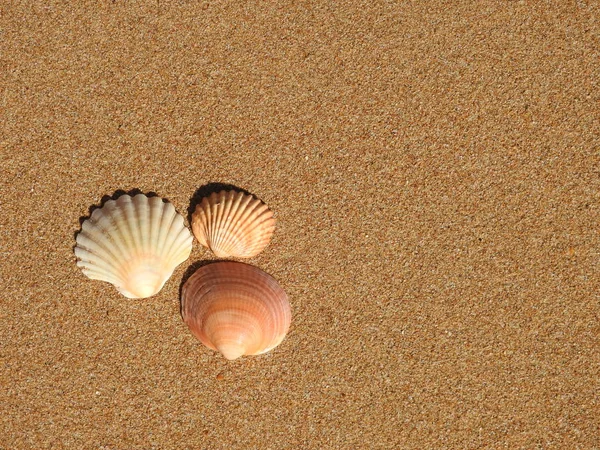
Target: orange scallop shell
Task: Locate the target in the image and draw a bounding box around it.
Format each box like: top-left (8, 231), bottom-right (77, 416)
top-left (181, 261), bottom-right (291, 360)
top-left (191, 190), bottom-right (275, 258)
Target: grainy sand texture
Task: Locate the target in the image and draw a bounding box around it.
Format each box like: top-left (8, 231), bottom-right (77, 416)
top-left (1, 1), bottom-right (599, 449)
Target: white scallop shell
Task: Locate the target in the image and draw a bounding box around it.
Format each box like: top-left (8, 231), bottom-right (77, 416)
top-left (74, 194), bottom-right (193, 298)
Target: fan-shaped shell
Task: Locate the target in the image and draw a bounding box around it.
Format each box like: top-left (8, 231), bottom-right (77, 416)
top-left (181, 261), bottom-right (291, 360)
top-left (191, 190), bottom-right (275, 258)
top-left (75, 194), bottom-right (193, 299)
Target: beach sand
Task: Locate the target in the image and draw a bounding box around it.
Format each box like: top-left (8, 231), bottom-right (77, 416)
top-left (1, 1), bottom-right (598, 448)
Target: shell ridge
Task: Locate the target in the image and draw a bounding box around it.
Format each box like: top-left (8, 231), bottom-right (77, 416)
top-left (207, 194), bottom-right (221, 254)
top-left (74, 236), bottom-right (126, 279)
top-left (199, 208), bottom-right (211, 247)
top-left (157, 207), bottom-right (183, 262)
top-left (212, 191), bottom-right (235, 252)
top-left (110, 196), bottom-right (141, 281)
top-left (198, 204), bottom-right (210, 247)
top-left (219, 192), bottom-right (250, 248)
top-left (171, 231), bottom-right (194, 263)
top-left (77, 260), bottom-right (122, 285)
top-left (234, 210), bottom-right (274, 240)
top-left (160, 205), bottom-right (180, 257)
top-left (83, 208), bottom-right (131, 266)
top-left (218, 192), bottom-right (254, 255)
top-left (82, 213), bottom-right (135, 283)
top-left (163, 229), bottom-right (193, 269)
top-left (99, 200), bottom-right (138, 278)
top-left (87, 208), bottom-right (129, 260)
top-left (121, 195), bottom-right (143, 262)
top-left (133, 194), bottom-right (151, 256)
top-left (202, 198), bottom-right (216, 253)
top-left (226, 199), bottom-right (270, 255)
top-left (148, 196), bottom-right (163, 259)
top-left (211, 191), bottom-right (231, 254)
top-left (77, 225), bottom-right (125, 270)
top-left (193, 205), bottom-right (210, 247)
top-left (231, 213), bottom-right (275, 256)
top-left (155, 202), bottom-right (176, 260)
top-left (76, 256), bottom-right (124, 286)
top-left (144, 196), bottom-right (161, 254)
top-left (75, 247), bottom-right (123, 279)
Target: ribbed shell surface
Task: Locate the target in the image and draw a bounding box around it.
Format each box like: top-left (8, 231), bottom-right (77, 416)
top-left (191, 190), bottom-right (275, 258)
top-left (181, 262), bottom-right (291, 360)
top-left (74, 194), bottom-right (193, 298)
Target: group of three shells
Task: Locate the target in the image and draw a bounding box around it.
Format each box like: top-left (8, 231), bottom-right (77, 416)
top-left (75, 191), bottom-right (291, 360)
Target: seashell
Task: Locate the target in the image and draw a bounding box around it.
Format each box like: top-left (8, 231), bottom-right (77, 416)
top-left (75, 194), bottom-right (193, 299)
top-left (181, 261), bottom-right (291, 360)
top-left (191, 190), bottom-right (275, 258)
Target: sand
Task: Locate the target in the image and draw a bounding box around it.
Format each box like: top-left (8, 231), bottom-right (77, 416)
top-left (1, 1), bottom-right (599, 448)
